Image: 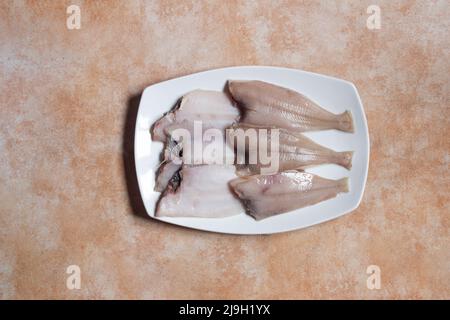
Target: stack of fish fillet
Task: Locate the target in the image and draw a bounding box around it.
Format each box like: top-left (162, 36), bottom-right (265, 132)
top-left (151, 80), bottom-right (354, 220)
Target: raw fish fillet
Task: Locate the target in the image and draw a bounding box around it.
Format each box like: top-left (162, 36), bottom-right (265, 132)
top-left (152, 90), bottom-right (240, 142)
top-left (156, 165), bottom-right (244, 218)
top-left (230, 171), bottom-right (349, 220)
top-left (229, 124), bottom-right (353, 175)
top-left (228, 80), bottom-right (354, 133)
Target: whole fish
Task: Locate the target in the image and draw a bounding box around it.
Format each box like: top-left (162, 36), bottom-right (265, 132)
top-left (230, 171), bottom-right (349, 220)
top-left (228, 123), bottom-right (353, 175)
top-left (228, 80), bottom-right (354, 133)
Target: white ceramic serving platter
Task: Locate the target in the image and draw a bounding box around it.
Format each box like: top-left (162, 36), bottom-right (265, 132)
top-left (134, 66), bottom-right (369, 234)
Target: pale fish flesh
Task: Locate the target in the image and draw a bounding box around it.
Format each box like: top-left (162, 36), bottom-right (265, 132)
top-left (155, 136), bottom-right (235, 193)
top-left (156, 165), bottom-right (244, 218)
top-left (152, 90), bottom-right (240, 142)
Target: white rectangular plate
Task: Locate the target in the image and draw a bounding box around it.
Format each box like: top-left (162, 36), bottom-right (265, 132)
top-left (134, 66), bottom-right (370, 234)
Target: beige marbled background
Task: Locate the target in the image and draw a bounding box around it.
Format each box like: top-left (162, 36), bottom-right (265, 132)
top-left (1, 0), bottom-right (449, 299)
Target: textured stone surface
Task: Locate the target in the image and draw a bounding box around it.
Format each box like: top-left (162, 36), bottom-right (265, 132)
top-left (0, 0), bottom-right (449, 299)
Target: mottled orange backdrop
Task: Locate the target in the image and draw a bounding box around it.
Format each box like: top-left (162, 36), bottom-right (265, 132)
top-left (0, 1), bottom-right (448, 299)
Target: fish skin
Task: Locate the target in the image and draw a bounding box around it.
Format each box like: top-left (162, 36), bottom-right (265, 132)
top-left (156, 165), bottom-right (244, 218)
top-left (151, 90), bottom-right (240, 142)
top-left (229, 123), bottom-right (353, 175)
top-left (229, 171), bottom-right (349, 220)
top-left (228, 80), bottom-right (354, 133)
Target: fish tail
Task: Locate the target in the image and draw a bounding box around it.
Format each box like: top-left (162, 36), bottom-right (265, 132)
top-left (337, 151), bottom-right (354, 170)
top-left (338, 177), bottom-right (350, 193)
top-left (337, 110), bottom-right (354, 133)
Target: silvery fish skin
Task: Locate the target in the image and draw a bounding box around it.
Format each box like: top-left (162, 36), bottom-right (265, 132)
top-left (152, 90), bottom-right (240, 142)
top-left (230, 171), bottom-right (349, 220)
top-left (228, 80), bottom-right (354, 133)
top-left (156, 165), bottom-right (244, 218)
top-left (229, 124), bottom-right (353, 175)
